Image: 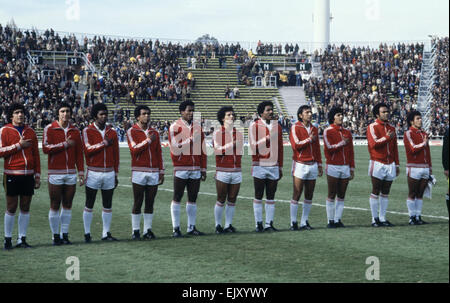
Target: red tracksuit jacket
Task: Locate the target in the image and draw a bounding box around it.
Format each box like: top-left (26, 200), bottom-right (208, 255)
top-left (213, 126), bottom-right (243, 172)
top-left (42, 121), bottom-right (84, 176)
top-left (82, 123), bottom-right (119, 174)
top-left (127, 123), bottom-right (164, 173)
top-left (168, 118), bottom-right (207, 172)
top-left (367, 119), bottom-right (399, 166)
top-left (403, 126), bottom-right (432, 170)
top-left (0, 124), bottom-right (41, 177)
top-left (249, 118), bottom-right (284, 167)
top-left (323, 123), bottom-right (355, 170)
top-left (289, 121), bottom-right (322, 166)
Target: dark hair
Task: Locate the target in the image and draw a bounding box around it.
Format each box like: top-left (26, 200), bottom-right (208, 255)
top-left (179, 101), bottom-right (195, 112)
top-left (217, 106), bottom-right (234, 125)
top-left (8, 103), bottom-right (26, 123)
top-left (134, 105), bottom-right (151, 119)
top-left (56, 101), bottom-right (73, 116)
top-left (328, 107), bottom-right (343, 125)
top-left (297, 105), bottom-right (311, 122)
top-left (372, 102), bottom-right (389, 118)
top-left (91, 103), bottom-right (108, 119)
top-left (407, 110), bottom-right (421, 127)
top-left (257, 101), bottom-right (273, 115)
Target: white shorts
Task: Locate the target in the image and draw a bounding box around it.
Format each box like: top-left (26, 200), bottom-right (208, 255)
top-left (48, 174), bottom-right (78, 185)
top-left (174, 170), bottom-right (201, 180)
top-left (252, 166), bottom-right (280, 181)
top-left (326, 164), bottom-right (351, 179)
top-left (292, 161), bottom-right (318, 180)
top-left (86, 170), bottom-right (116, 190)
top-left (215, 171), bottom-right (242, 184)
top-left (132, 171), bottom-right (159, 186)
top-left (368, 160), bottom-right (397, 181)
top-left (406, 167), bottom-right (430, 180)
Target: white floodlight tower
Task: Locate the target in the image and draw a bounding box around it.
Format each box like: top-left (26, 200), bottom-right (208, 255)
top-left (313, 0), bottom-right (331, 52)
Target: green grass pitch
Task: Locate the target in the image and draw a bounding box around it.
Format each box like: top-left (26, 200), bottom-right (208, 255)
top-left (0, 146), bottom-right (448, 282)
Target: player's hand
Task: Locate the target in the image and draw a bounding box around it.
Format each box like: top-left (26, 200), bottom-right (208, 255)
top-left (201, 171), bottom-right (207, 181)
top-left (310, 133), bottom-right (317, 142)
top-left (396, 166), bottom-right (400, 177)
top-left (343, 136), bottom-right (350, 145)
top-left (19, 139), bottom-right (32, 149)
top-left (79, 175), bottom-right (85, 186)
top-left (34, 177), bottom-right (40, 189)
top-left (66, 137), bottom-right (76, 148)
top-left (386, 130), bottom-right (395, 139)
top-left (318, 166), bottom-right (323, 177)
top-left (114, 176), bottom-right (119, 189)
top-left (158, 173), bottom-right (164, 185)
top-left (349, 170), bottom-right (354, 180)
top-left (148, 132), bottom-right (157, 142)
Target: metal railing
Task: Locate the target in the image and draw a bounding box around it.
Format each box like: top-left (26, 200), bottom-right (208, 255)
top-left (416, 40), bottom-right (436, 133)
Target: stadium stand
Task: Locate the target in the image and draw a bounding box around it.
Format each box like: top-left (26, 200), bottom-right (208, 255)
top-left (0, 23), bottom-right (448, 141)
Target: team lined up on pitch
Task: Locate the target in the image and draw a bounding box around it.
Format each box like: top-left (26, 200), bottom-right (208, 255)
top-left (1, 100), bottom-right (447, 250)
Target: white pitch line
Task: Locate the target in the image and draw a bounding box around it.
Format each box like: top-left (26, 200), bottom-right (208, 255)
top-left (117, 184), bottom-right (449, 220)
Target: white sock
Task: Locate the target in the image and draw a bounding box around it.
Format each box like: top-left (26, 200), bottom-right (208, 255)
top-left (335, 198), bottom-right (345, 222)
top-left (415, 198), bottom-right (423, 218)
top-left (214, 201), bottom-right (225, 227)
top-left (60, 208), bottom-right (72, 235)
top-left (253, 199), bottom-right (263, 225)
top-left (102, 208), bottom-right (112, 238)
top-left (406, 199), bottom-right (416, 217)
top-left (369, 194), bottom-right (380, 223)
top-left (49, 209), bottom-right (60, 235)
top-left (83, 208), bottom-right (93, 234)
top-left (379, 194), bottom-right (389, 222)
top-left (4, 212), bottom-right (15, 238)
top-left (326, 199), bottom-right (335, 222)
top-left (225, 202), bottom-right (236, 228)
top-left (186, 202), bottom-right (197, 232)
top-left (18, 212), bottom-right (30, 239)
top-left (143, 213), bottom-right (153, 231)
top-left (131, 213), bottom-right (141, 232)
top-left (290, 200), bottom-right (299, 225)
top-left (300, 200), bottom-right (312, 226)
top-left (265, 200), bottom-right (275, 227)
top-left (170, 201), bottom-right (181, 229)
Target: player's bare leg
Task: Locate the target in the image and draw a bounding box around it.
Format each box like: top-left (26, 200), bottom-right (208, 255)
top-left (299, 179), bottom-right (316, 230)
top-left (326, 175), bottom-right (338, 227)
top-left (60, 184), bottom-right (75, 244)
top-left (100, 188), bottom-right (117, 241)
top-left (223, 183), bottom-right (240, 232)
top-left (171, 177), bottom-right (188, 237)
top-left (83, 186), bottom-right (97, 242)
top-left (143, 185), bottom-right (158, 238)
top-left (131, 183), bottom-right (145, 240)
top-left (290, 176), bottom-right (304, 230)
top-left (48, 184), bottom-right (63, 244)
top-left (185, 178), bottom-right (203, 235)
top-left (253, 177), bottom-right (266, 231)
top-left (264, 179), bottom-right (278, 231)
top-left (215, 180), bottom-right (228, 233)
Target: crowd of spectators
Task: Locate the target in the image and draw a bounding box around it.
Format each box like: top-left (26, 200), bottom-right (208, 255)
top-left (0, 23), bottom-right (448, 138)
top-left (302, 42), bottom-right (446, 136)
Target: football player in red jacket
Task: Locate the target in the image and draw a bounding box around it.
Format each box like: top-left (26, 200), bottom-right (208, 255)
top-left (1, 103), bottom-right (41, 250)
top-left (403, 111), bottom-right (432, 225)
top-left (127, 105), bottom-right (164, 240)
top-left (367, 103), bottom-right (399, 227)
top-left (43, 102), bottom-right (85, 245)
